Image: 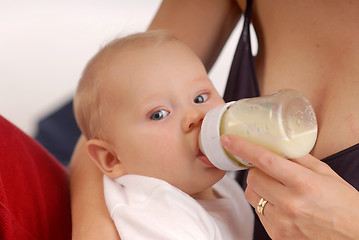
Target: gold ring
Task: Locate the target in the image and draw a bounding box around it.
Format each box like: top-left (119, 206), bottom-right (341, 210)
top-left (257, 197), bottom-right (268, 215)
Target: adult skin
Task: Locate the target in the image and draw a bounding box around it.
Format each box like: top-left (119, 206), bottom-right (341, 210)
top-left (152, 2), bottom-right (359, 238)
top-left (70, 0), bottom-right (359, 239)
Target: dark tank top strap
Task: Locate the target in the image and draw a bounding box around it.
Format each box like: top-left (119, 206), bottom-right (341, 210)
top-left (322, 143), bottom-right (359, 190)
top-left (229, 0), bottom-right (258, 191)
top-left (223, 0), bottom-right (259, 102)
top-left (229, 1), bottom-right (271, 239)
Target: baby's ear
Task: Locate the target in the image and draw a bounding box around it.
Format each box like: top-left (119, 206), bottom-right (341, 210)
top-left (86, 139), bottom-right (126, 178)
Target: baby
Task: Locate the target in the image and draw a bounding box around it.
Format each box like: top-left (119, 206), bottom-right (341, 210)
top-left (73, 30), bottom-right (254, 240)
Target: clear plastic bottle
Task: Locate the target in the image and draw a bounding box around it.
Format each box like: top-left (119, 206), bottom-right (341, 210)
top-left (199, 89), bottom-right (318, 171)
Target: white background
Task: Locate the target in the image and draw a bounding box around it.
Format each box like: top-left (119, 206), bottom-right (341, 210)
top-left (1, 0), bottom-right (245, 136)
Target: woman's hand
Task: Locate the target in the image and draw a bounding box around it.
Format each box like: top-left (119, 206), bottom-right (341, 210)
top-left (221, 134), bottom-right (359, 240)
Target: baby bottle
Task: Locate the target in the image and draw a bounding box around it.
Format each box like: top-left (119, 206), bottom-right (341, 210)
top-left (199, 89), bottom-right (318, 171)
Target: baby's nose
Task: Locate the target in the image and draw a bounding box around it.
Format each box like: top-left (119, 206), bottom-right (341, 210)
top-left (181, 109), bottom-right (204, 132)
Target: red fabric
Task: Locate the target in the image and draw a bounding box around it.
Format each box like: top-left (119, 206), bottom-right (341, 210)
top-left (0, 116), bottom-right (71, 239)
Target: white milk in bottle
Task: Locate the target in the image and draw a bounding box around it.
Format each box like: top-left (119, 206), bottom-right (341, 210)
top-left (199, 89), bottom-right (318, 171)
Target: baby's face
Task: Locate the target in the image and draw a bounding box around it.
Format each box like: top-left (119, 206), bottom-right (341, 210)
top-left (100, 40), bottom-right (225, 196)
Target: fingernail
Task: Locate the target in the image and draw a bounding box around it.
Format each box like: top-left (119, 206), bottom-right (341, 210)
top-left (221, 135), bottom-right (230, 146)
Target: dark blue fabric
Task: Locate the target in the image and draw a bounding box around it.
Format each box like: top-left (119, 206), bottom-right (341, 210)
top-left (35, 99), bottom-right (80, 166)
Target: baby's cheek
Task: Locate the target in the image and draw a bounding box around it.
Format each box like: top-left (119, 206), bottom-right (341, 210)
top-left (156, 145), bottom-right (183, 170)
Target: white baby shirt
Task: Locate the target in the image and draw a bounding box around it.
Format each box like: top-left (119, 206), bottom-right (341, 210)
top-left (104, 174), bottom-right (254, 240)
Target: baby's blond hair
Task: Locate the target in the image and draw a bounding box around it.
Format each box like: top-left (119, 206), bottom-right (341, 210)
top-left (74, 30), bottom-right (178, 139)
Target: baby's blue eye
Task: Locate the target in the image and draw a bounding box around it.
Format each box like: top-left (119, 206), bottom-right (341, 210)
top-left (194, 94), bottom-right (208, 104)
top-left (150, 110), bottom-right (169, 120)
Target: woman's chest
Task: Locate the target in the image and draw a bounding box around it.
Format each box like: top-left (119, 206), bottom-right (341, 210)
top-left (258, 65), bottom-right (359, 159)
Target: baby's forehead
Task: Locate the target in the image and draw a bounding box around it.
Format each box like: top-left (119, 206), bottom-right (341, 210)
top-left (100, 43), bottom-right (160, 69)
top-left (94, 38), bottom-right (197, 91)
top-left (100, 41), bottom-right (181, 74)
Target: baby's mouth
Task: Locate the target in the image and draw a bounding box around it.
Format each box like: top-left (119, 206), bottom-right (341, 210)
top-left (197, 148), bottom-right (215, 167)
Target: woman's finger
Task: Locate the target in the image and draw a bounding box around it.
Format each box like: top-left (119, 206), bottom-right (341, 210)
top-left (245, 186), bottom-right (268, 215)
top-left (245, 186), bottom-right (276, 234)
top-left (221, 134), bottom-right (310, 186)
top-left (246, 167), bottom-right (288, 203)
top-left (289, 154), bottom-right (335, 176)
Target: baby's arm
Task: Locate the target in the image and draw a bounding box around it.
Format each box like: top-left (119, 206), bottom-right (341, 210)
top-left (70, 135), bottom-right (120, 240)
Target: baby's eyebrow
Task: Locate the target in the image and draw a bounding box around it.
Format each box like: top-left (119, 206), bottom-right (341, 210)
top-left (133, 96), bottom-right (165, 119)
